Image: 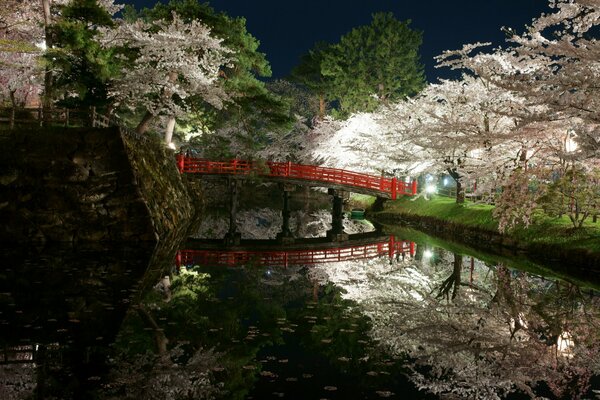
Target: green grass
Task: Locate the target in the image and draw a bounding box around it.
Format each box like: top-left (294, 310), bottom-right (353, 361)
top-left (349, 193), bottom-right (377, 209)
top-left (381, 196), bottom-right (600, 253)
top-left (382, 225), bottom-right (600, 291)
top-left (384, 196), bottom-right (497, 229)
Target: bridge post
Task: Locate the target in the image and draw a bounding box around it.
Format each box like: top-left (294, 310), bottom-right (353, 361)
top-left (411, 180), bottom-right (418, 196)
top-left (176, 153), bottom-right (185, 174)
top-left (388, 235), bottom-right (395, 260)
top-left (391, 177), bottom-right (397, 200)
top-left (276, 184), bottom-right (295, 244)
top-left (326, 189), bottom-right (349, 242)
top-left (224, 178), bottom-right (241, 245)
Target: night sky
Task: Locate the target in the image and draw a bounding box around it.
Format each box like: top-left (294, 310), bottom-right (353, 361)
top-left (127, 0), bottom-right (550, 81)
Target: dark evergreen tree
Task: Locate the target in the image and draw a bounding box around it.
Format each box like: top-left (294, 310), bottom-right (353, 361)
top-left (321, 12), bottom-right (426, 117)
top-left (290, 41), bottom-right (335, 119)
top-left (47, 0), bottom-right (119, 111)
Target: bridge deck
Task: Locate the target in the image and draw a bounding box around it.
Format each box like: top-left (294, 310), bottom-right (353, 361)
top-left (177, 156), bottom-right (416, 199)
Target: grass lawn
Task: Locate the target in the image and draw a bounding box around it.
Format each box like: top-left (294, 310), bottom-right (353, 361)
top-left (381, 195), bottom-right (600, 253)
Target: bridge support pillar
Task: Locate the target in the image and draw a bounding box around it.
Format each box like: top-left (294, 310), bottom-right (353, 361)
top-left (326, 189), bottom-right (348, 242)
top-left (224, 178), bottom-right (241, 246)
top-left (276, 184), bottom-right (295, 244)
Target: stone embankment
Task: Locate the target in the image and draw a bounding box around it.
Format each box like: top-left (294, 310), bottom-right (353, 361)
top-left (0, 127), bottom-right (193, 243)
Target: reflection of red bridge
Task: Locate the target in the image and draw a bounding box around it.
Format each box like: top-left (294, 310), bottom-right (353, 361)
top-left (177, 236), bottom-right (415, 268)
top-left (176, 156), bottom-right (417, 199)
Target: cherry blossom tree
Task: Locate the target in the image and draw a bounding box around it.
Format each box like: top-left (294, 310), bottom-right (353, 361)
top-left (100, 12), bottom-right (232, 143)
top-left (0, 1), bottom-right (46, 120)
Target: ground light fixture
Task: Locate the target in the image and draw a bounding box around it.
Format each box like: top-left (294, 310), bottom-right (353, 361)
top-left (423, 249), bottom-right (434, 259)
top-left (425, 185), bottom-right (437, 194)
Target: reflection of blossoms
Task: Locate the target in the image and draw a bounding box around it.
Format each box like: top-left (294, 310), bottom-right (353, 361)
top-left (101, 345), bottom-right (223, 400)
top-left (193, 208), bottom-right (375, 239)
top-left (0, 363), bottom-right (36, 400)
top-left (314, 249), bottom-right (600, 399)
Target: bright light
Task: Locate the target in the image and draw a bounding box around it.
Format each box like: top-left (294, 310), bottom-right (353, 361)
top-left (557, 331), bottom-right (574, 358)
top-left (469, 148), bottom-right (482, 158)
top-left (565, 136), bottom-right (578, 153)
top-left (167, 142), bottom-right (177, 150)
top-left (426, 174), bottom-right (433, 182)
top-left (425, 185), bottom-right (436, 194)
top-left (423, 249), bottom-right (433, 259)
top-left (443, 178), bottom-right (449, 186)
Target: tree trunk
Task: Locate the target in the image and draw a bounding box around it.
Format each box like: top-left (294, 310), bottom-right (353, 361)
top-left (452, 253), bottom-right (463, 299)
top-left (447, 168), bottom-right (464, 204)
top-left (41, 0), bottom-right (53, 114)
top-left (165, 116), bottom-right (176, 145)
top-left (9, 90), bottom-right (16, 129)
top-left (437, 253), bottom-right (463, 300)
top-left (519, 145), bottom-right (528, 171)
top-left (318, 94), bottom-right (326, 119)
top-left (456, 180), bottom-right (465, 204)
top-left (137, 305), bottom-right (169, 357)
top-left (135, 111), bottom-right (154, 134)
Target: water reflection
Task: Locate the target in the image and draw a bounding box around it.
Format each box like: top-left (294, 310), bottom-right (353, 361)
top-left (1, 235), bottom-right (599, 399)
top-left (312, 248), bottom-right (600, 399)
top-left (178, 236), bottom-right (415, 268)
top-left (0, 244), bottom-right (155, 399)
top-left (193, 208), bottom-right (376, 240)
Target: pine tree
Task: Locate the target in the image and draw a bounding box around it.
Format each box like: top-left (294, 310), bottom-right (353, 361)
top-left (290, 41), bottom-right (335, 119)
top-left (48, 0), bottom-right (121, 110)
top-left (321, 12), bottom-right (426, 117)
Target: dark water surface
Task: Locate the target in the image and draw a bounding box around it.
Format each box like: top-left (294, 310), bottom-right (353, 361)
top-left (1, 230), bottom-right (599, 400)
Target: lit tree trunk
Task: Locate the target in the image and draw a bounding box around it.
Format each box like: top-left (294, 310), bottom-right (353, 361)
top-left (165, 116), bottom-right (176, 145)
top-left (137, 71), bottom-right (178, 135)
top-left (135, 111), bottom-right (154, 134)
top-left (41, 0), bottom-right (53, 113)
top-left (447, 168), bottom-right (465, 204)
top-left (318, 94), bottom-right (326, 119)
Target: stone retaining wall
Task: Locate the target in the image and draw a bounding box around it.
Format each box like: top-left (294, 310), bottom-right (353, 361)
top-left (0, 127), bottom-right (193, 243)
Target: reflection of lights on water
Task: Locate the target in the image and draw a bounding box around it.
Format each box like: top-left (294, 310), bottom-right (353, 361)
top-left (266, 269), bottom-right (272, 276)
top-left (423, 249), bottom-right (433, 259)
top-left (557, 331), bottom-right (574, 358)
top-left (425, 185), bottom-right (436, 194)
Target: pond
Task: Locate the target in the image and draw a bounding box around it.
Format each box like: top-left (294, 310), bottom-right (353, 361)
top-left (1, 212), bottom-right (599, 400)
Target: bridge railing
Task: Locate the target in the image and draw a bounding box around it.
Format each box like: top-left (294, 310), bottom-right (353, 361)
top-left (177, 156), bottom-right (417, 199)
top-left (177, 238), bottom-right (415, 268)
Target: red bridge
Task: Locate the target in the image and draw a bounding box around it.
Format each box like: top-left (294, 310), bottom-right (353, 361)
top-left (177, 236), bottom-right (415, 268)
top-left (176, 156), bottom-right (417, 199)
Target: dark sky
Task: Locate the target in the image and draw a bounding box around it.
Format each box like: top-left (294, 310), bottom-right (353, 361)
top-left (127, 0), bottom-right (550, 81)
